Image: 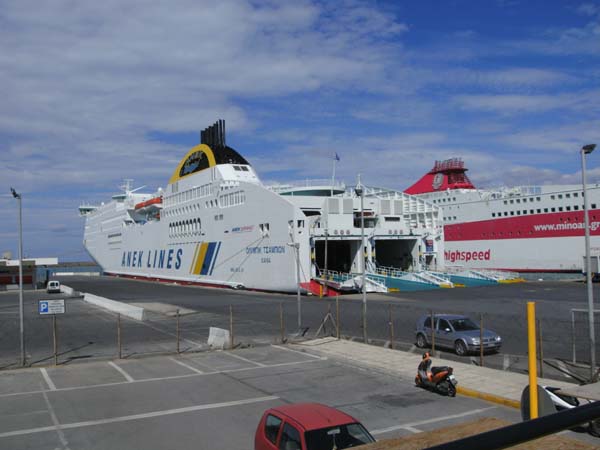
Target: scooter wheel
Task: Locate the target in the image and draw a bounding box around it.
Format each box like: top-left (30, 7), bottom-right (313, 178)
top-left (448, 383), bottom-right (456, 397)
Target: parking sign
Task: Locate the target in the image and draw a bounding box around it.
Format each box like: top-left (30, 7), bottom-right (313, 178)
top-left (39, 299), bottom-right (65, 315)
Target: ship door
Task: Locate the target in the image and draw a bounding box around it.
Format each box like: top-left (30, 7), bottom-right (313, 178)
top-left (376, 239), bottom-right (417, 271)
top-left (315, 240), bottom-right (354, 275)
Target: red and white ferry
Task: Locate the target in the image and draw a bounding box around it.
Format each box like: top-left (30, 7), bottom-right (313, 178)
top-left (405, 158), bottom-right (600, 273)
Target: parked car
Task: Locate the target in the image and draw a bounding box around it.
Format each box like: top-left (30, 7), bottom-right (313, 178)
top-left (255, 403), bottom-right (375, 450)
top-left (415, 314), bottom-right (502, 356)
top-left (46, 280), bottom-right (61, 294)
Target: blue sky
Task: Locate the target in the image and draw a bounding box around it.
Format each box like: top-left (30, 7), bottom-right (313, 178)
top-left (1, 0), bottom-right (599, 261)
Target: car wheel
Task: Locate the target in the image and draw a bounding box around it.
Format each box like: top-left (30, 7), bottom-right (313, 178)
top-left (454, 340), bottom-right (468, 356)
top-left (416, 333), bottom-right (427, 348)
top-left (589, 418), bottom-right (600, 437)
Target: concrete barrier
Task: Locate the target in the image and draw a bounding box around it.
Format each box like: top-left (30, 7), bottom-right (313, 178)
top-left (83, 293), bottom-right (145, 321)
top-left (61, 284), bottom-right (74, 295)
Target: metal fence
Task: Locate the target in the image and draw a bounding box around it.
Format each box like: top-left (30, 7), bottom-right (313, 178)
top-left (1, 293), bottom-right (599, 383)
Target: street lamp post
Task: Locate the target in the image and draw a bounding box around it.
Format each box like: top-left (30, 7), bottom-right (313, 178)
top-left (581, 143), bottom-right (596, 381)
top-left (355, 176), bottom-right (367, 343)
top-left (288, 220), bottom-right (302, 330)
top-left (10, 187), bottom-right (25, 367)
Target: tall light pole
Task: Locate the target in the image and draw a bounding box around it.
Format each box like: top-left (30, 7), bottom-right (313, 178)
top-left (581, 144), bottom-right (596, 380)
top-left (10, 187), bottom-right (25, 367)
top-left (355, 175), bottom-right (367, 343)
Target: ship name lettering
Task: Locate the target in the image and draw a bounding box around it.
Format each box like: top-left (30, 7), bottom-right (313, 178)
top-left (166, 249), bottom-right (174, 269)
top-left (263, 246), bottom-right (285, 254)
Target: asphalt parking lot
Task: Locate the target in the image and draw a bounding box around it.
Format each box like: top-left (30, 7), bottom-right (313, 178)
top-left (0, 344), bottom-right (525, 450)
top-left (1, 276), bottom-right (597, 382)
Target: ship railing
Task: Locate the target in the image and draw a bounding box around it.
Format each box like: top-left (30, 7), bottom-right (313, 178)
top-left (268, 179), bottom-right (346, 192)
top-left (317, 269), bottom-right (354, 283)
top-left (373, 265), bottom-right (407, 278)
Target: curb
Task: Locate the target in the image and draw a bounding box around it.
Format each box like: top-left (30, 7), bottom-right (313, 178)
top-left (457, 385), bottom-right (520, 409)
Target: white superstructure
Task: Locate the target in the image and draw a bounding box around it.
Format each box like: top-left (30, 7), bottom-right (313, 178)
top-left (405, 159), bottom-right (600, 272)
top-left (80, 121), bottom-right (444, 292)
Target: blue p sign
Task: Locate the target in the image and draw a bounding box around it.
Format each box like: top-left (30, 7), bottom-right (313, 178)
top-left (39, 301), bottom-right (49, 314)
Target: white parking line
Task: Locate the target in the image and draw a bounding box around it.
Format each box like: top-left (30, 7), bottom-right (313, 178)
top-left (108, 362), bottom-right (134, 382)
top-left (168, 357), bottom-right (204, 374)
top-left (223, 351), bottom-right (266, 367)
top-left (0, 358), bottom-right (325, 399)
top-left (41, 390), bottom-right (71, 450)
top-left (271, 345), bottom-right (324, 360)
top-left (40, 368), bottom-right (57, 391)
top-left (370, 406), bottom-right (497, 436)
top-left (0, 395), bottom-right (279, 439)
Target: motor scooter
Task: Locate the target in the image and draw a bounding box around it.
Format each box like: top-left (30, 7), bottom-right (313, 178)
top-left (542, 386), bottom-right (599, 437)
top-left (415, 352), bottom-right (457, 397)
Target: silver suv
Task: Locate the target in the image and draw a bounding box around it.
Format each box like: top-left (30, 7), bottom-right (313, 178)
top-left (415, 314), bottom-right (502, 356)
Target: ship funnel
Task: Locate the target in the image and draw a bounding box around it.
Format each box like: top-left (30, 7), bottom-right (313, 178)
top-left (201, 120), bottom-right (226, 149)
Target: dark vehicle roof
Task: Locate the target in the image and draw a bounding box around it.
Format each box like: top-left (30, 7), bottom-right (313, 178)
top-left (269, 403), bottom-right (358, 431)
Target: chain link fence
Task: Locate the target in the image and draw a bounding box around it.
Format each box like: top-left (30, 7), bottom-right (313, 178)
top-left (1, 290), bottom-right (599, 383)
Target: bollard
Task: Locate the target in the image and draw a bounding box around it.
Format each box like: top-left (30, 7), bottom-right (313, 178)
top-left (117, 313), bottom-right (122, 359)
top-left (336, 295), bottom-right (340, 340)
top-left (480, 313), bottom-right (484, 367)
top-left (430, 310), bottom-right (435, 353)
top-left (279, 303), bottom-right (285, 344)
top-left (527, 302), bottom-right (538, 419)
top-left (389, 304), bottom-right (395, 350)
top-left (537, 319), bottom-right (544, 378)
top-left (229, 305), bottom-right (234, 350)
top-left (176, 309), bottom-right (180, 354)
top-left (53, 314), bottom-right (58, 366)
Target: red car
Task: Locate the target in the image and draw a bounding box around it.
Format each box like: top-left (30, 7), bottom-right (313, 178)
top-left (255, 403), bottom-right (375, 450)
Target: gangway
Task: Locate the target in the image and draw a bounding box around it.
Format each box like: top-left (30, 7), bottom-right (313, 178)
top-left (368, 265), bottom-right (454, 291)
top-left (442, 267), bottom-right (524, 286)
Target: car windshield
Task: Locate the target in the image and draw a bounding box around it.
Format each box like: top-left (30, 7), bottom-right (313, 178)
top-left (304, 423), bottom-right (375, 450)
top-left (450, 318), bottom-right (479, 331)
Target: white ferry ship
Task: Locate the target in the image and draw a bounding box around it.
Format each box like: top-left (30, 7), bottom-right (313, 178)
top-left (80, 121), bottom-right (444, 292)
top-left (404, 158), bottom-right (600, 273)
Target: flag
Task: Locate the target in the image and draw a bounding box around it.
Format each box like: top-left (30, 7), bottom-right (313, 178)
top-left (334, 152), bottom-right (340, 161)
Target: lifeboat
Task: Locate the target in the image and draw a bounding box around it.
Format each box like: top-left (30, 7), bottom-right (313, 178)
top-left (134, 197), bottom-right (163, 218)
top-left (135, 197), bottom-right (162, 210)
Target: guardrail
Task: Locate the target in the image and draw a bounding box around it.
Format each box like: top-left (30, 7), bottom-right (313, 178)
top-left (426, 400), bottom-right (600, 449)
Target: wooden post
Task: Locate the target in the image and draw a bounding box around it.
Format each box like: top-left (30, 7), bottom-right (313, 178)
top-left (480, 313), bottom-right (484, 367)
top-left (176, 309), bottom-right (180, 354)
top-left (53, 314), bottom-right (58, 366)
top-left (430, 310), bottom-right (435, 353)
top-left (229, 305), bottom-right (234, 350)
top-left (389, 304), bottom-right (395, 350)
top-left (336, 295), bottom-right (340, 340)
top-left (537, 319), bottom-right (544, 378)
top-left (117, 313), bottom-right (122, 359)
top-left (571, 311), bottom-right (576, 364)
top-left (279, 303), bottom-right (285, 344)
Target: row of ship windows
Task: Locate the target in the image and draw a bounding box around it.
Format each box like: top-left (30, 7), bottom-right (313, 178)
top-left (435, 192), bottom-right (584, 206)
top-left (169, 219), bottom-right (202, 237)
top-left (503, 192), bottom-right (583, 205)
top-left (491, 204), bottom-right (596, 217)
top-left (163, 191), bottom-right (246, 217)
top-left (164, 184), bottom-right (213, 207)
top-left (433, 197), bottom-right (457, 203)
